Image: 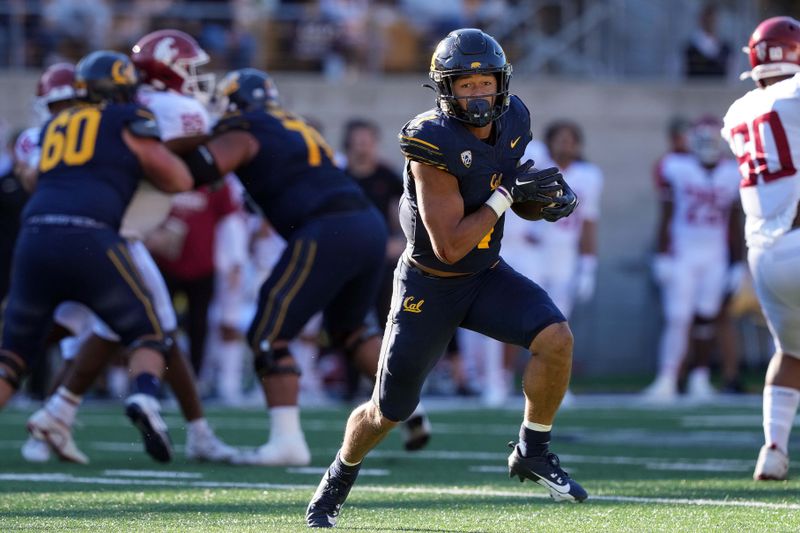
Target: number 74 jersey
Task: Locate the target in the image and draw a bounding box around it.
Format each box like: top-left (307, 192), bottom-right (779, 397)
top-left (722, 73), bottom-right (800, 249)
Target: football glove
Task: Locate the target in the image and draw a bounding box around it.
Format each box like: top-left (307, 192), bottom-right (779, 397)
top-left (500, 160), bottom-right (563, 204)
top-left (540, 176), bottom-right (578, 222)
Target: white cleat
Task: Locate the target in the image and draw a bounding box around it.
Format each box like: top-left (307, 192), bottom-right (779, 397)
top-left (641, 376), bottom-right (678, 403)
top-left (186, 427), bottom-right (239, 463)
top-left (27, 408), bottom-right (89, 464)
top-left (124, 393), bottom-right (173, 463)
top-left (21, 435), bottom-right (52, 463)
top-left (686, 372), bottom-right (716, 401)
top-left (754, 444), bottom-right (789, 481)
top-left (234, 434), bottom-right (311, 466)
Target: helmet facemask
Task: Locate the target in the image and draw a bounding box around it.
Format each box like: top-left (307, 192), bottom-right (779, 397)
top-left (174, 51), bottom-right (215, 105)
top-left (432, 67), bottom-right (512, 128)
top-left (428, 29), bottom-right (513, 128)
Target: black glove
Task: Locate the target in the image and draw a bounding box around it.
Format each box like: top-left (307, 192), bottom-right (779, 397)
top-left (500, 160), bottom-right (563, 203)
top-left (541, 176), bottom-right (578, 222)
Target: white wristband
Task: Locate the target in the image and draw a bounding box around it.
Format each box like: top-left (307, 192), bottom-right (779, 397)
top-left (485, 187), bottom-right (513, 217)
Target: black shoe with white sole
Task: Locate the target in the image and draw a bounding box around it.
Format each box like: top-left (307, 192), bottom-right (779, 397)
top-left (124, 393), bottom-right (172, 463)
top-left (507, 441), bottom-right (588, 502)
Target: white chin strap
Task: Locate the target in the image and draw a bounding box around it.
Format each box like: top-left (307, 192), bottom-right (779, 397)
top-left (740, 62), bottom-right (800, 81)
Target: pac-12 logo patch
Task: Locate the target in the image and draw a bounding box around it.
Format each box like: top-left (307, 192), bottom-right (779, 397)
top-left (461, 150), bottom-right (472, 168)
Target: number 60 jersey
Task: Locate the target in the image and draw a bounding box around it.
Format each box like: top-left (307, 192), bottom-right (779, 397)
top-left (23, 103), bottom-right (159, 230)
top-left (722, 73), bottom-right (800, 249)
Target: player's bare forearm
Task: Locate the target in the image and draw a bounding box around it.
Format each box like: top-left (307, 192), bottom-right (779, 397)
top-left (434, 205), bottom-right (499, 264)
top-left (412, 161), bottom-right (498, 264)
top-left (206, 131), bottom-right (259, 175)
top-left (579, 220), bottom-right (597, 256)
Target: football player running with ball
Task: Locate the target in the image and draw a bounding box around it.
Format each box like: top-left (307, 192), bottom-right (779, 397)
top-left (721, 16), bottom-right (800, 481)
top-left (307, 28), bottom-right (583, 528)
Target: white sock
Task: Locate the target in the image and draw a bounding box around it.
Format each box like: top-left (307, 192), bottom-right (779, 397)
top-left (523, 421), bottom-right (552, 432)
top-left (269, 406), bottom-right (302, 438)
top-left (657, 318), bottom-right (689, 380)
top-left (46, 386), bottom-right (82, 427)
top-left (763, 385), bottom-right (800, 454)
top-left (217, 340), bottom-right (244, 402)
top-left (187, 418), bottom-right (211, 438)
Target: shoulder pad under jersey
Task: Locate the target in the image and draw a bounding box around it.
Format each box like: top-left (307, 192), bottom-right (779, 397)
top-left (398, 111), bottom-right (452, 172)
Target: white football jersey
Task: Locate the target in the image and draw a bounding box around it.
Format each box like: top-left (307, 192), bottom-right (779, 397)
top-left (657, 153), bottom-right (740, 256)
top-left (14, 126), bottom-right (41, 171)
top-left (121, 87), bottom-right (212, 239)
top-left (721, 73), bottom-right (800, 249)
top-left (505, 156), bottom-right (604, 257)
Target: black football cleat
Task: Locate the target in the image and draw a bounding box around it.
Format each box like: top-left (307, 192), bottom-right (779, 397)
top-left (507, 441), bottom-right (588, 502)
top-left (306, 463), bottom-right (357, 528)
top-left (124, 393), bottom-right (172, 463)
top-left (402, 413), bottom-right (431, 452)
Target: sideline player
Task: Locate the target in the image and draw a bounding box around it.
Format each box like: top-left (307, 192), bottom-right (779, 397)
top-left (721, 16), bottom-right (800, 480)
top-left (644, 116), bottom-right (742, 401)
top-left (307, 28), bottom-right (584, 528)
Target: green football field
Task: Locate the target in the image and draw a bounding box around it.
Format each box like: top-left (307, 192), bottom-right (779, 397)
top-left (0, 397), bottom-right (798, 532)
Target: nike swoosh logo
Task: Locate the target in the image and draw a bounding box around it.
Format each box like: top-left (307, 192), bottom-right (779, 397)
top-left (510, 136), bottom-right (521, 148)
top-left (533, 474), bottom-right (572, 494)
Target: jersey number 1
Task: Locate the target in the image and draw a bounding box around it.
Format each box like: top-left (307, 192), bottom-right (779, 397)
top-left (39, 107), bottom-right (101, 173)
top-left (729, 111), bottom-right (796, 187)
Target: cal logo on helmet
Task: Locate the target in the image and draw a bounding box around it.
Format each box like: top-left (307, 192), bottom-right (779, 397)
top-left (111, 60), bottom-right (136, 85)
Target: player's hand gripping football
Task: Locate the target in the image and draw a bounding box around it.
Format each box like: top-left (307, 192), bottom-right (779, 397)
top-left (540, 175), bottom-right (578, 222)
top-left (500, 160), bottom-right (562, 204)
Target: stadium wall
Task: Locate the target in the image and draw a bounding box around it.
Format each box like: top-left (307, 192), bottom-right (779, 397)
top-left (0, 72), bottom-right (750, 377)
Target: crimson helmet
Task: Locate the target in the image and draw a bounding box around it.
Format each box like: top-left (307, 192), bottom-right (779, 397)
top-left (741, 16), bottom-right (800, 84)
top-left (131, 29), bottom-right (214, 99)
top-left (36, 63), bottom-right (76, 106)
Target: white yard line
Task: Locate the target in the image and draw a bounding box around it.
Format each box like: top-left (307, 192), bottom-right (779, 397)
top-left (103, 469), bottom-right (203, 478)
top-left (0, 472), bottom-right (797, 511)
top-left (0, 439), bottom-right (757, 471)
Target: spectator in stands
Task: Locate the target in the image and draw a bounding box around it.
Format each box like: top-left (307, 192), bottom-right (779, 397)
top-left (683, 3), bottom-right (732, 78)
top-left (41, 0), bottom-right (112, 63)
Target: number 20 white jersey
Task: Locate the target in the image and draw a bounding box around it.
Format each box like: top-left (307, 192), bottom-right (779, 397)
top-left (721, 73), bottom-right (800, 249)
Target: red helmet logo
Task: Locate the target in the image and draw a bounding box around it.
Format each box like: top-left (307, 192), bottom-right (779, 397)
top-left (131, 29), bottom-right (214, 99)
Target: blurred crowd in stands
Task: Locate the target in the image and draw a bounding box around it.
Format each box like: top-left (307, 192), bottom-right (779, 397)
top-left (0, 0), bottom-right (512, 75)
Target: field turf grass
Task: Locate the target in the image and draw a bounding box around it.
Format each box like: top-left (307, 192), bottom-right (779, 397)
top-left (0, 397), bottom-right (798, 532)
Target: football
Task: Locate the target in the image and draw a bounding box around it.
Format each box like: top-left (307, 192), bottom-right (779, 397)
top-left (510, 189), bottom-right (563, 221)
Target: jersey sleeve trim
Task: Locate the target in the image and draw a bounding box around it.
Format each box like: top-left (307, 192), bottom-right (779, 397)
top-left (127, 107), bottom-right (162, 140)
top-left (400, 135), bottom-right (440, 152)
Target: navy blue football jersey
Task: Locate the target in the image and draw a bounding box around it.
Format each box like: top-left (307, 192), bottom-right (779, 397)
top-left (23, 103), bottom-right (158, 230)
top-left (215, 107), bottom-right (368, 238)
top-left (398, 95), bottom-right (533, 273)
